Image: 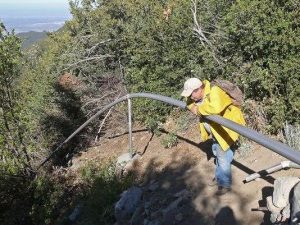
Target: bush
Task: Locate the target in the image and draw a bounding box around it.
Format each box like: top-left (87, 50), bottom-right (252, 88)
top-left (78, 161), bottom-right (134, 225)
top-left (283, 122), bottom-right (300, 151)
top-left (221, 0), bottom-right (300, 132)
top-left (30, 175), bottom-right (66, 225)
top-left (161, 133), bottom-right (178, 149)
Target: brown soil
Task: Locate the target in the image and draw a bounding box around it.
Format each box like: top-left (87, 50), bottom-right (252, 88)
top-left (70, 121), bottom-right (300, 225)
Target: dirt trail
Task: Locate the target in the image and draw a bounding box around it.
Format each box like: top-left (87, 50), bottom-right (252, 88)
top-left (71, 125), bottom-right (300, 224)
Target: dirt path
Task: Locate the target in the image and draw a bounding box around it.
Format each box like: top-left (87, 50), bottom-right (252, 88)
top-left (71, 125), bottom-right (300, 224)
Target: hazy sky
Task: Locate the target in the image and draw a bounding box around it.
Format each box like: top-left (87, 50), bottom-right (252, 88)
top-left (0, 0), bottom-right (71, 17)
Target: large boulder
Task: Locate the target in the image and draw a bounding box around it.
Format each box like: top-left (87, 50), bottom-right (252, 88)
top-left (267, 176), bottom-right (300, 223)
top-left (273, 176), bottom-right (300, 208)
top-left (291, 182), bottom-right (300, 225)
top-left (115, 186), bottom-right (143, 223)
top-left (115, 153), bottom-right (141, 178)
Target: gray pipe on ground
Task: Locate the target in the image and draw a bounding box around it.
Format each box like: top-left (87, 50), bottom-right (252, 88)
top-left (245, 161), bottom-right (300, 183)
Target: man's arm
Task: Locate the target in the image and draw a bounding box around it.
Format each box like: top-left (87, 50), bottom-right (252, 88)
top-left (189, 104), bottom-right (199, 115)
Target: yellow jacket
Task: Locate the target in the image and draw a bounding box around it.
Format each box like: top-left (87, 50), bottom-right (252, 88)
top-left (187, 80), bottom-right (246, 151)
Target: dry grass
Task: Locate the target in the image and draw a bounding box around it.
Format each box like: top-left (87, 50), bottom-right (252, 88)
top-left (243, 100), bottom-right (268, 133)
top-left (283, 122), bottom-right (300, 151)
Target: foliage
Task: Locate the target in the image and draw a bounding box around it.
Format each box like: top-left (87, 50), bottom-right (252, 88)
top-left (30, 173), bottom-right (71, 225)
top-left (66, 0), bottom-right (203, 125)
top-left (119, 0), bottom-right (205, 123)
top-left (161, 132), bottom-right (178, 148)
top-left (0, 21), bottom-right (86, 225)
top-left (220, 0), bottom-right (300, 131)
top-left (284, 122), bottom-right (300, 151)
top-left (65, 0), bottom-right (300, 132)
top-left (174, 110), bottom-right (195, 132)
top-left (0, 0), bottom-right (300, 224)
top-left (235, 137), bottom-right (253, 159)
top-left (0, 23), bottom-right (32, 175)
top-left (0, 171), bottom-right (73, 225)
top-left (17, 31), bottom-right (47, 49)
top-left (18, 29), bottom-right (87, 167)
top-left (79, 161), bottom-right (134, 225)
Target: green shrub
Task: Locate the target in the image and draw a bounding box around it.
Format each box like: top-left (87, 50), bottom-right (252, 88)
top-left (161, 132), bottom-right (178, 149)
top-left (174, 110), bottom-right (195, 133)
top-left (30, 174), bottom-right (70, 225)
top-left (221, 0), bottom-right (300, 132)
top-left (78, 161), bottom-right (134, 225)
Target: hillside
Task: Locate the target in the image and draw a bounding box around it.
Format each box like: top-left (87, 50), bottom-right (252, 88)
top-left (1, 1), bottom-right (299, 224)
top-left (67, 119), bottom-right (300, 225)
top-left (17, 31), bottom-right (47, 49)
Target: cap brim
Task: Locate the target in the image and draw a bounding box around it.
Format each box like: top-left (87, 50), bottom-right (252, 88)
top-left (181, 89), bottom-right (193, 97)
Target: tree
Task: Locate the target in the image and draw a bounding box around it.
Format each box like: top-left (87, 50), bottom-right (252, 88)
top-left (220, 0), bottom-right (300, 131)
top-left (0, 23), bottom-right (33, 176)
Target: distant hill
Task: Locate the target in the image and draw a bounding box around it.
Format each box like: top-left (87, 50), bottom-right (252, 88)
top-left (17, 31), bottom-right (47, 49)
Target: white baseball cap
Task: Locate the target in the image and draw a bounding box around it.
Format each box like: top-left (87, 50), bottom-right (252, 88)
top-left (181, 78), bottom-right (203, 97)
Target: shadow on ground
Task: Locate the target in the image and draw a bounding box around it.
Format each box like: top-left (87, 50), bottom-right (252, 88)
top-left (259, 186), bottom-right (274, 225)
top-left (72, 127), bottom-right (276, 225)
top-left (78, 152), bottom-right (257, 224)
top-left (160, 128), bottom-right (275, 185)
top-left (42, 83), bottom-right (88, 167)
top-left (136, 151), bottom-right (246, 225)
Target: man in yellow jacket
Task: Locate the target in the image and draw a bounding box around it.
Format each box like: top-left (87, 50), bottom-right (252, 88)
top-left (181, 78), bottom-right (246, 195)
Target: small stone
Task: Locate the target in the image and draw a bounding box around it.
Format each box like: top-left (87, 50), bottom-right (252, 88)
top-left (162, 181), bottom-right (171, 189)
top-left (144, 201), bottom-right (151, 209)
top-left (133, 154), bottom-right (141, 160)
top-left (150, 179), bottom-right (156, 184)
top-left (148, 182), bottom-right (159, 192)
top-left (150, 210), bottom-right (162, 220)
top-left (68, 203), bottom-right (83, 222)
top-left (115, 186), bottom-right (143, 222)
top-left (162, 197), bottom-right (183, 218)
top-left (148, 220), bottom-right (161, 225)
top-left (130, 206), bottom-right (144, 225)
top-left (173, 189), bottom-right (190, 198)
top-left (175, 213), bottom-right (183, 221)
top-left (117, 153), bottom-right (132, 166)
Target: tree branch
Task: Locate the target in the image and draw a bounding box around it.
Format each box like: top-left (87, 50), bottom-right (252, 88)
top-left (63, 54), bottom-right (114, 70)
top-left (191, 0), bottom-right (221, 65)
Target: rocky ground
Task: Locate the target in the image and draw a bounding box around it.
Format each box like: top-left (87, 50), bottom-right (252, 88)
top-left (69, 121), bottom-right (300, 225)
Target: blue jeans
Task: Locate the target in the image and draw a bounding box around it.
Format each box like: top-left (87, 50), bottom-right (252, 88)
top-left (212, 142), bottom-right (234, 188)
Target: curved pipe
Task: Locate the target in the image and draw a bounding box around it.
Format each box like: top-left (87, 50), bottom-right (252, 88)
top-left (37, 93), bottom-right (300, 169)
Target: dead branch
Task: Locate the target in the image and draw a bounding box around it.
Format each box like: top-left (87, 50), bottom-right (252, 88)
top-left (63, 54), bottom-right (114, 70)
top-left (118, 57), bottom-right (128, 93)
top-left (191, 0), bottom-right (212, 47)
top-left (94, 97), bottom-right (120, 142)
top-left (191, 0), bottom-right (221, 65)
top-left (94, 92), bottom-right (121, 142)
top-left (81, 90), bottom-right (118, 109)
top-left (87, 39), bottom-right (112, 56)
top-left (94, 108), bottom-right (112, 142)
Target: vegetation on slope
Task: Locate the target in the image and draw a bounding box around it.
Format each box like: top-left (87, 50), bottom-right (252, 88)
top-left (17, 31), bottom-right (47, 49)
top-left (0, 0), bottom-right (299, 224)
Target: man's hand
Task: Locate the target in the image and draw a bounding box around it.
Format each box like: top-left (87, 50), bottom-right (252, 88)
top-left (189, 104), bottom-right (199, 115)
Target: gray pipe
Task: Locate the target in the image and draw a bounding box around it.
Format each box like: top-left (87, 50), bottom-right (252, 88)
top-left (37, 93), bottom-right (300, 169)
top-left (245, 161), bottom-right (300, 182)
top-left (204, 115), bottom-right (300, 165)
top-left (128, 98), bottom-right (133, 157)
